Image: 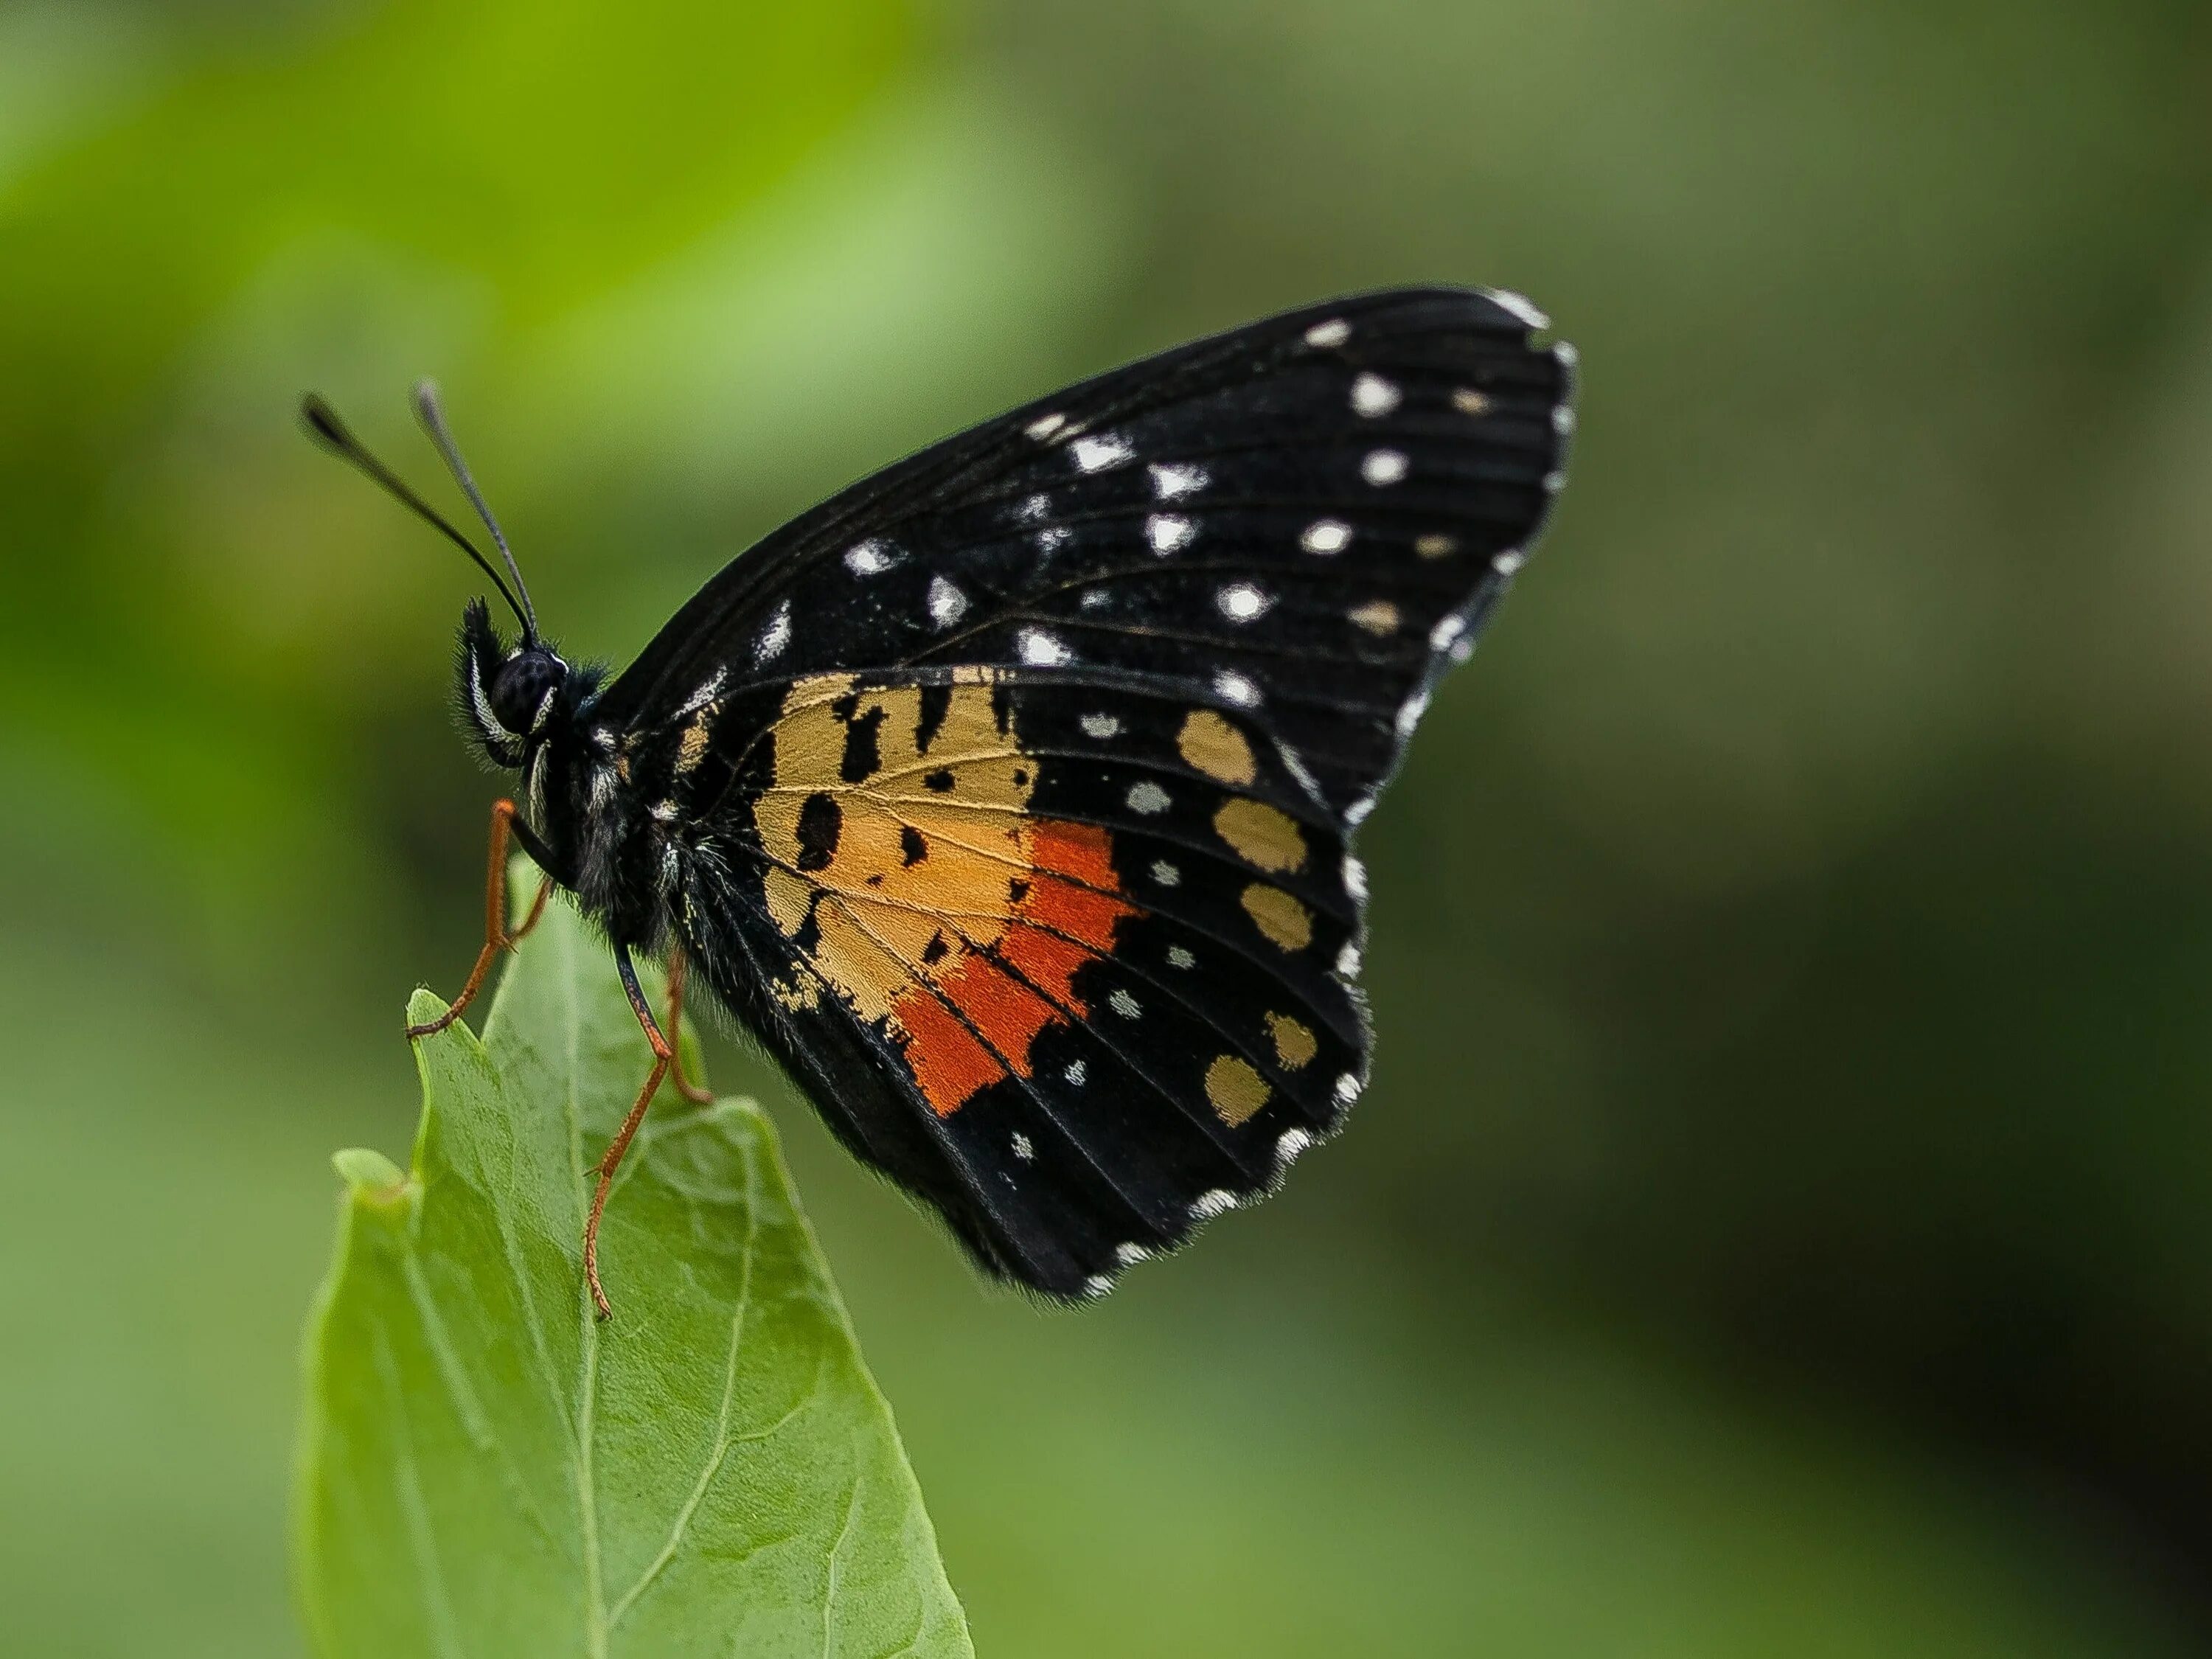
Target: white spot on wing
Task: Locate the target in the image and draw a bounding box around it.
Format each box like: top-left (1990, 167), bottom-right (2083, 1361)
top-left (754, 599), bottom-right (791, 664)
top-left (1147, 513), bottom-right (1195, 554)
top-left (1362, 448), bottom-right (1408, 486)
top-left (1343, 855), bottom-right (1368, 900)
top-left (1543, 470), bottom-right (1568, 493)
top-left (1214, 669), bottom-right (1261, 707)
top-left (1554, 341), bottom-right (1580, 368)
top-left (1430, 613), bottom-right (1467, 653)
top-left (1109, 988), bottom-right (1142, 1019)
top-left (1493, 549), bottom-right (1526, 575)
top-left (1026, 411), bottom-right (1066, 441)
top-left (1304, 317), bottom-right (1351, 347)
top-left (1125, 782), bottom-right (1171, 815)
top-left (1015, 492), bottom-right (1051, 523)
top-left (1396, 688), bottom-right (1432, 736)
top-left (1071, 431), bottom-right (1133, 473)
top-left (1276, 1128), bottom-right (1313, 1167)
top-left (1019, 628), bottom-right (1074, 667)
top-left (1080, 713), bottom-right (1121, 740)
top-left (1217, 582), bottom-right (1270, 622)
top-left (1150, 462), bottom-right (1208, 501)
top-left (1150, 859), bottom-right (1180, 886)
top-left (1346, 795), bottom-right (1375, 827)
top-left (1553, 405), bottom-right (1576, 434)
top-left (1301, 519), bottom-right (1352, 554)
top-left (674, 668), bottom-right (723, 717)
top-left (1488, 288), bottom-right (1551, 329)
top-left (1082, 1274), bottom-right (1113, 1298)
top-left (1336, 942), bottom-right (1363, 978)
top-left (1166, 945), bottom-right (1196, 969)
top-left (1065, 1060), bottom-right (1087, 1086)
top-left (1036, 525), bottom-right (1071, 553)
top-left (1351, 372), bottom-right (1401, 417)
top-left (1114, 1242), bottom-right (1150, 1266)
top-left (844, 538), bottom-right (897, 575)
top-left (926, 575), bottom-right (967, 627)
top-left (1334, 1072), bottom-right (1361, 1105)
top-left (1191, 1189), bottom-right (1239, 1219)
top-left (1012, 1131), bottom-right (1034, 1162)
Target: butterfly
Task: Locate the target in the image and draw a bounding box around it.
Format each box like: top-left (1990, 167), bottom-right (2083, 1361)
top-left (306, 285), bottom-right (1574, 1316)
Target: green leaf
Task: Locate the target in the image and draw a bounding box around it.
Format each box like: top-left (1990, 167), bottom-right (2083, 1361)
top-left (294, 877), bottom-right (972, 1659)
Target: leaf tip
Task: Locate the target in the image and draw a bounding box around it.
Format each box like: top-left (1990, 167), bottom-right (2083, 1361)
top-left (405, 987), bottom-right (455, 1032)
top-left (331, 1146), bottom-right (409, 1203)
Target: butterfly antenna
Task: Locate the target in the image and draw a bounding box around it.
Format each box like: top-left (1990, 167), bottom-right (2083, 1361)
top-left (300, 394), bottom-right (535, 639)
top-left (412, 380), bottom-right (538, 644)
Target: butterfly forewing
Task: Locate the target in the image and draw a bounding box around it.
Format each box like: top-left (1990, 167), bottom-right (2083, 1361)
top-left (597, 287), bottom-right (1573, 1298)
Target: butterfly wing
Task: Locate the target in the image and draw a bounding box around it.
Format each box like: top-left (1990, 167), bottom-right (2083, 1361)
top-left (599, 286), bottom-right (1573, 1297)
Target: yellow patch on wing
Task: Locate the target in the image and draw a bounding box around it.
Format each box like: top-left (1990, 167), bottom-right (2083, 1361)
top-left (675, 712), bottom-right (715, 774)
top-left (1265, 1012), bottom-right (1317, 1070)
top-left (1177, 709), bottom-right (1256, 786)
top-left (1214, 799), bottom-right (1307, 874)
top-left (1240, 883), bottom-right (1312, 951)
top-left (1204, 1054), bottom-right (1270, 1126)
top-left (1347, 600), bottom-right (1401, 636)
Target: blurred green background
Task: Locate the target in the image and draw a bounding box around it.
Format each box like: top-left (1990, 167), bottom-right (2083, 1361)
top-left (4, 1), bottom-right (2211, 1653)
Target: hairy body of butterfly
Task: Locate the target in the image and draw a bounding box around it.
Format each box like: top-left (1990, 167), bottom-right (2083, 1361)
top-left (310, 285), bottom-right (1574, 1315)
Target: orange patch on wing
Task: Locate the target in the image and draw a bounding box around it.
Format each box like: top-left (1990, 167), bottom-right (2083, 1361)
top-left (758, 674), bottom-right (1147, 1118)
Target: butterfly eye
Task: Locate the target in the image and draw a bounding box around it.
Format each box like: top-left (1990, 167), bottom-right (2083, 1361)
top-left (489, 650), bottom-right (564, 734)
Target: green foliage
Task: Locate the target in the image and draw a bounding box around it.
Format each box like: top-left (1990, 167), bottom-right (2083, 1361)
top-left (294, 887), bottom-right (971, 1659)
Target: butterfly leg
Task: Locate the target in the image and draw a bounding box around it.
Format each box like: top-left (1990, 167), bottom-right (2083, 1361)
top-left (406, 798), bottom-right (554, 1040)
top-left (584, 943), bottom-right (675, 1320)
top-left (663, 945), bottom-right (714, 1105)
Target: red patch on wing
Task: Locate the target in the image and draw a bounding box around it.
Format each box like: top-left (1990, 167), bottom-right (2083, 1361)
top-left (1002, 821), bottom-right (1137, 1005)
top-left (892, 987), bottom-right (1004, 1114)
top-left (891, 818), bottom-right (1138, 1118)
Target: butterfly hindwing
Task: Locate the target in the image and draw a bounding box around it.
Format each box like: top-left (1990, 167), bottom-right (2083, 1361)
top-left (601, 287), bottom-right (1573, 1297)
top-left (665, 666), bottom-right (1364, 1296)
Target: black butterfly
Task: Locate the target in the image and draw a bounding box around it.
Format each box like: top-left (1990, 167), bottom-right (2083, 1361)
top-left (306, 286), bottom-right (1574, 1315)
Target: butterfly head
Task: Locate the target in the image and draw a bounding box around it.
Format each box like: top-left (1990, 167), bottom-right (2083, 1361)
top-left (302, 383), bottom-right (590, 773)
top-left (457, 599), bottom-right (577, 768)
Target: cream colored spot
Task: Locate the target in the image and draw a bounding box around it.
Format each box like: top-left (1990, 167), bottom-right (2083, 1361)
top-left (1265, 1012), bottom-right (1318, 1070)
top-left (1414, 533), bottom-right (1457, 559)
top-left (1178, 709), bottom-right (1255, 785)
top-left (1348, 600), bottom-right (1401, 636)
top-left (1241, 883), bottom-right (1312, 951)
top-left (1206, 1054), bottom-right (1271, 1126)
top-left (1214, 798), bottom-right (1307, 874)
top-left (771, 967), bottom-right (824, 1011)
top-left (1452, 387), bottom-right (1491, 416)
